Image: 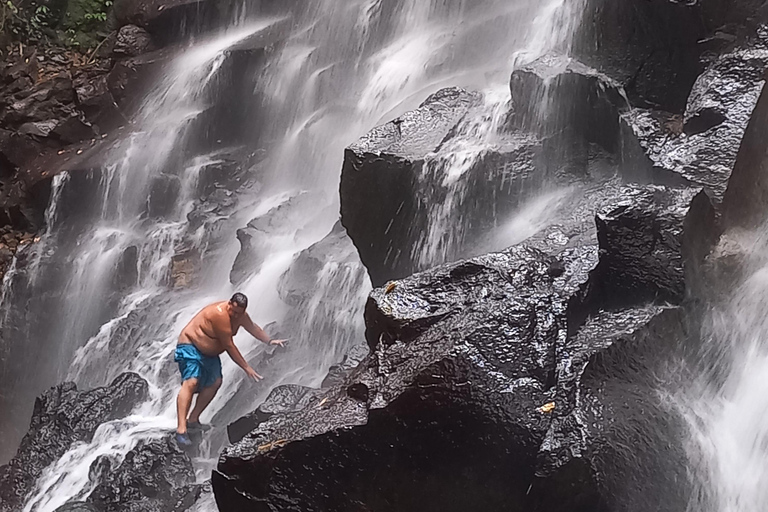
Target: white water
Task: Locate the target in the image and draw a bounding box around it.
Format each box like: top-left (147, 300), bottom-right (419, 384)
top-left (2, 0), bottom-right (588, 509)
top-left (683, 227), bottom-right (768, 512)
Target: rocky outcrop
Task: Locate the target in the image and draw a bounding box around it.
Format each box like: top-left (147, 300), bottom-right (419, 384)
top-left (87, 437), bottom-right (201, 512)
top-left (227, 384), bottom-right (323, 444)
top-left (340, 87), bottom-right (549, 285)
top-left (215, 169), bottom-right (712, 510)
top-left (620, 27), bottom-right (768, 203)
top-left (509, 54), bottom-right (626, 154)
top-left (215, 5), bottom-right (768, 509)
top-left (0, 373), bottom-right (149, 512)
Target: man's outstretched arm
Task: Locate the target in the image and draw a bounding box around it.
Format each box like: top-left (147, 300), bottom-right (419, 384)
top-left (242, 313), bottom-right (286, 346)
top-left (222, 336), bottom-right (262, 381)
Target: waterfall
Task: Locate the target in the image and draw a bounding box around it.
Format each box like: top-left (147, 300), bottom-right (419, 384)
top-left (682, 226), bottom-right (768, 512)
top-left (1, 0), bottom-right (588, 509)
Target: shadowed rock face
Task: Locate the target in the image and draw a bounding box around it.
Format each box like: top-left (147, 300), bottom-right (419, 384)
top-left (574, 0), bottom-right (708, 113)
top-left (0, 373), bottom-right (149, 512)
top-left (86, 437), bottom-right (201, 512)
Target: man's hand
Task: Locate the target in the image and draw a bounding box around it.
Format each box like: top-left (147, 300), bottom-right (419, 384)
top-left (245, 367), bottom-right (263, 381)
top-left (269, 339), bottom-right (288, 347)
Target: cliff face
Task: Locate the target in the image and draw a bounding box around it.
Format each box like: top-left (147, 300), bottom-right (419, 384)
top-left (214, 2), bottom-right (768, 511)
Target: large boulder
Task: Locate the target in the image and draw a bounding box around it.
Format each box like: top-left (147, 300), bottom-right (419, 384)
top-left (590, 185), bottom-right (714, 305)
top-left (533, 305), bottom-right (691, 512)
top-left (213, 229), bottom-right (699, 511)
top-left (227, 384), bottom-right (323, 444)
top-left (509, 54), bottom-right (626, 154)
top-left (214, 243), bottom-right (598, 512)
top-left (0, 373), bottom-right (149, 512)
top-left (340, 87), bottom-right (548, 286)
top-left (86, 437), bottom-right (201, 512)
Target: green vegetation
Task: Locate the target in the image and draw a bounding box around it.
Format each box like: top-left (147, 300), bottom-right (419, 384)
top-left (1, 0), bottom-right (112, 49)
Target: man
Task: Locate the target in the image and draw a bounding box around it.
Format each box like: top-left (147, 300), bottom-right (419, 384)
top-left (174, 292), bottom-right (285, 446)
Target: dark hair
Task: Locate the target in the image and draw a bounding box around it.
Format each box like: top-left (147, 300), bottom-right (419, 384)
top-left (230, 292), bottom-right (248, 308)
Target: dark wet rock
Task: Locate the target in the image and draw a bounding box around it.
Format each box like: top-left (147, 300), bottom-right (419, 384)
top-left (54, 503), bottom-right (102, 512)
top-left (113, 25), bottom-right (157, 57)
top-left (574, 0), bottom-right (707, 112)
top-left (213, 244), bottom-right (601, 511)
top-left (321, 342), bottom-right (369, 388)
top-left (510, 54), bottom-right (627, 154)
top-left (620, 27), bottom-right (768, 204)
top-left (590, 185), bottom-right (712, 305)
top-left (340, 87), bottom-right (550, 285)
top-left (0, 373), bottom-right (149, 512)
top-left (722, 61), bottom-right (768, 229)
top-left (227, 384), bottom-right (323, 444)
top-left (87, 437), bottom-right (201, 512)
top-left (534, 306), bottom-right (690, 512)
top-left (107, 49), bottom-right (170, 114)
top-left (213, 227), bottom-right (701, 512)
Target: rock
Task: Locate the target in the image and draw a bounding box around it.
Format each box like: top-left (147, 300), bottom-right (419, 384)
top-left (620, 27), bottom-right (768, 204)
top-left (54, 503), bottom-right (102, 512)
top-left (113, 25), bottom-right (157, 57)
top-left (112, 0), bottom-right (216, 40)
top-left (0, 373), bottom-right (149, 512)
top-left (18, 119), bottom-right (59, 137)
top-left (52, 115), bottom-right (97, 144)
top-left (574, 0), bottom-right (707, 112)
top-left (230, 191), bottom-right (326, 284)
top-left (227, 384), bottom-right (323, 444)
top-left (213, 243), bottom-right (600, 511)
top-left (590, 185), bottom-right (713, 305)
top-left (533, 306), bottom-right (691, 512)
top-left (340, 87), bottom-right (549, 285)
top-left (321, 342), bottom-right (369, 388)
top-left (213, 219), bottom-right (702, 511)
top-left (87, 437), bottom-right (201, 512)
top-left (509, 54), bottom-right (627, 154)
top-left (171, 251), bottom-right (196, 289)
top-left (277, 221), bottom-right (364, 307)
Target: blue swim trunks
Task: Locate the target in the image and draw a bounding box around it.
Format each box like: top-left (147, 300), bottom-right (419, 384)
top-left (174, 344), bottom-right (222, 391)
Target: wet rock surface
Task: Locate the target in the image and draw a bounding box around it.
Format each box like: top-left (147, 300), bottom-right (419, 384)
top-left (214, 245), bottom-right (690, 511)
top-left (0, 373), bottom-right (149, 512)
top-left (340, 87), bottom-right (548, 286)
top-left (620, 27), bottom-right (768, 204)
top-left (87, 437), bottom-right (201, 512)
top-left (227, 384), bottom-right (324, 444)
top-left (214, 3), bottom-right (768, 511)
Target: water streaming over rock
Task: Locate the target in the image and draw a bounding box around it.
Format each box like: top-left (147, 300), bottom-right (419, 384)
top-left (681, 226), bottom-right (768, 512)
top-left (0, 0), bottom-right (587, 508)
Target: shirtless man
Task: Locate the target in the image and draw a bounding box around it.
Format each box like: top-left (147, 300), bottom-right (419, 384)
top-left (174, 292), bottom-right (285, 446)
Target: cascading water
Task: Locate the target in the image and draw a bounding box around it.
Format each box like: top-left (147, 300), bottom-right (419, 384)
top-left (682, 226), bottom-right (768, 512)
top-left (0, 0), bottom-right (588, 509)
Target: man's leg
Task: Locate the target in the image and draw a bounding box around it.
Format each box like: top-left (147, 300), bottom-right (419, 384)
top-left (188, 377), bottom-right (222, 424)
top-left (176, 378), bottom-right (199, 434)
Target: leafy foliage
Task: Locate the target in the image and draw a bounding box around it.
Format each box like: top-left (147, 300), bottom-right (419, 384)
top-left (1, 0), bottom-right (112, 48)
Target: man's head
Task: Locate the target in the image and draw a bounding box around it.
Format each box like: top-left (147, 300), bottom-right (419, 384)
top-left (228, 292), bottom-right (248, 319)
